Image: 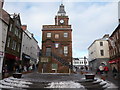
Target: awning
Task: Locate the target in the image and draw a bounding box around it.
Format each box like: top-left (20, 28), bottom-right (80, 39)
top-left (22, 53), bottom-right (30, 59)
top-left (5, 53), bottom-right (20, 61)
top-left (109, 58), bottom-right (120, 64)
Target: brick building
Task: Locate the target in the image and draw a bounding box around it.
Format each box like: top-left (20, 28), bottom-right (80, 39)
top-left (39, 4), bottom-right (72, 73)
top-left (108, 24), bottom-right (120, 72)
top-left (3, 14), bottom-right (23, 77)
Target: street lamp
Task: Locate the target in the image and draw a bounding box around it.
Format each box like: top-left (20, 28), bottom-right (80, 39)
top-left (84, 56), bottom-right (88, 71)
top-left (84, 56), bottom-right (86, 66)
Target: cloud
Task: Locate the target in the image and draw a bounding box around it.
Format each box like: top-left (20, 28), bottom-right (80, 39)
top-left (3, 2), bottom-right (118, 58)
top-left (4, 0), bottom-right (120, 2)
top-left (67, 2), bottom-right (118, 57)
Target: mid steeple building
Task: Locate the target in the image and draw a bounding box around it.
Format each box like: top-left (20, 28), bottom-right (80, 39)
top-left (39, 4), bottom-right (73, 73)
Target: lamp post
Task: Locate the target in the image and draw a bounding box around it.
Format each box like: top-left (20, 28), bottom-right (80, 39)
top-left (84, 56), bottom-right (86, 66)
top-left (84, 56), bottom-right (87, 71)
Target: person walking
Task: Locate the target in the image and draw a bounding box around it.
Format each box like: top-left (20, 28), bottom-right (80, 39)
top-left (99, 66), bottom-right (104, 74)
top-left (99, 65), bottom-right (106, 80)
top-left (104, 66), bottom-right (109, 75)
top-left (112, 67), bottom-right (118, 79)
top-left (96, 68), bottom-right (100, 74)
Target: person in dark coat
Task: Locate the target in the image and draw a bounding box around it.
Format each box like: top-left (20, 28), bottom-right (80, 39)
top-left (112, 67), bottom-right (118, 78)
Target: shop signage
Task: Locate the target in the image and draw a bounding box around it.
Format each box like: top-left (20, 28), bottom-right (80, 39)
top-left (41, 57), bottom-right (49, 63)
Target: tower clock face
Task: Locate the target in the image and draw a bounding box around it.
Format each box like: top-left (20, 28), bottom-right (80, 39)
top-left (60, 19), bottom-right (64, 24)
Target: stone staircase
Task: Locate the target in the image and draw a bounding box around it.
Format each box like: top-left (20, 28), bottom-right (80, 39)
top-left (77, 79), bottom-right (107, 90)
top-left (52, 53), bottom-right (74, 70)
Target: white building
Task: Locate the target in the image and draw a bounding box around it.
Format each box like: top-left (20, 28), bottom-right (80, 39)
top-left (88, 34), bottom-right (110, 70)
top-left (73, 58), bottom-right (89, 70)
top-left (0, 8), bottom-right (9, 79)
top-left (21, 25), bottom-right (39, 66)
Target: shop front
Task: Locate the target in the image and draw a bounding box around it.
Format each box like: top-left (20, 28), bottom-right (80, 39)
top-left (109, 58), bottom-right (120, 72)
top-left (22, 53), bottom-right (30, 67)
top-left (3, 53), bottom-right (20, 78)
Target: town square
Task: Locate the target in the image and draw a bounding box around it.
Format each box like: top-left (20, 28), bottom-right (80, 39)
top-left (0, 0), bottom-right (120, 89)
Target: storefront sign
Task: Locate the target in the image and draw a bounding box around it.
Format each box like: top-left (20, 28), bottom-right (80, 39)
top-left (41, 57), bottom-right (49, 63)
top-left (5, 53), bottom-right (20, 60)
top-left (109, 59), bottom-right (119, 64)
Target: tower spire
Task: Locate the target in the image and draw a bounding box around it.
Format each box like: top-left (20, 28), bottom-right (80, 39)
top-left (57, 3), bottom-right (66, 16)
top-left (61, 0), bottom-right (63, 5)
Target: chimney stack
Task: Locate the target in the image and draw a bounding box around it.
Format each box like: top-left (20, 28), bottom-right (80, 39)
top-left (21, 25), bottom-right (27, 31)
top-left (102, 34), bottom-right (109, 39)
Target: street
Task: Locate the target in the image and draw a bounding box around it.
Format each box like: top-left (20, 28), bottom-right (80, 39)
top-left (0, 71), bottom-right (119, 89)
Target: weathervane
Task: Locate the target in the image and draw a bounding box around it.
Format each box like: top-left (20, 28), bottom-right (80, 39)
top-left (61, 0), bottom-right (63, 4)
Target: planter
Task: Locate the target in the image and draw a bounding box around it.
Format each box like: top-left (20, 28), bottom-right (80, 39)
top-left (13, 73), bottom-right (22, 78)
top-left (85, 74), bottom-right (95, 80)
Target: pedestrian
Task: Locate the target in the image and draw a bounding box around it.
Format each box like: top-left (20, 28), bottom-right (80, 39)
top-left (32, 64), bottom-right (35, 70)
top-left (29, 65), bottom-right (33, 71)
top-left (2, 64), bottom-right (8, 78)
top-left (99, 65), bottom-right (106, 80)
top-left (104, 66), bottom-right (109, 75)
top-left (19, 64), bottom-right (22, 73)
top-left (99, 66), bottom-right (104, 74)
top-left (85, 66), bottom-right (88, 71)
top-left (112, 67), bottom-right (118, 79)
top-left (24, 66), bottom-right (27, 72)
top-left (96, 68), bottom-right (100, 74)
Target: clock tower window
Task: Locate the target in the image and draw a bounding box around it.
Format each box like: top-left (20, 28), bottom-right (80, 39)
top-left (47, 33), bottom-right (51, 38)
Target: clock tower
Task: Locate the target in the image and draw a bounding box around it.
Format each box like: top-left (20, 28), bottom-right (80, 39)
top-left (40, 4), bottom-right (73, 73)
top-left (55, 4), bottom-right (69, 26)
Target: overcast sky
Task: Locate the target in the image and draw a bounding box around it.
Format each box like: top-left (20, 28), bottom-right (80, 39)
top-left (3, 0), bottom-right (119, 58)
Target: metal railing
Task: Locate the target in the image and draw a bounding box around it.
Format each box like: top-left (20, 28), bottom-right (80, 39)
top-left (51, 53), bottom-right (73, 69)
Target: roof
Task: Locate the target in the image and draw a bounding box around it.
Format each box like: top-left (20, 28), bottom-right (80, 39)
top-left (57, 4), bottom-right (66, 16)
top-left (110, 24), bottom-right (120, 37)
top-left (88, 36), bottom-right (109, 49)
